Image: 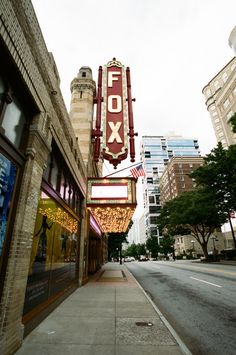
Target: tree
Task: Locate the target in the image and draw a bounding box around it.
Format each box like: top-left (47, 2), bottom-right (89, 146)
top-left (146, 235), bottom-right (160, 258)
top-left (159, 235), bottom-right (175, 257)
top-left (108, 232), bottom-right (128, 263)
top-left (136, 243), bottom-right (146, 257)
top-left (124, 243), bottom-right (138, 258)
top-left (157, 189), bottom-right (227, 260)
top-left (107, 220), bottom-right (133, 262)
top-left (229, 112), bottom-right (236, 133)
top-left (190, 143), bottom-right (236, 247)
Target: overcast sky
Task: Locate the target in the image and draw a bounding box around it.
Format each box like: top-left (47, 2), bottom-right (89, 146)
top-left (32, 0), bottom-right (235, 158)
top-left (31, 0), bottom-right (235, 216)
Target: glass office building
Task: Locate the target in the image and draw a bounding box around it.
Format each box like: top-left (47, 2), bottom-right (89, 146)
top-left (140, 135), bottom-right (200, 241)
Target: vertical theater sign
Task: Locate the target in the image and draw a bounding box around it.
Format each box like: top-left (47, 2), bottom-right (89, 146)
top-left (93, 58), bottom-right (137, 168)
top-left (90, 59), bottom-right (138, 234)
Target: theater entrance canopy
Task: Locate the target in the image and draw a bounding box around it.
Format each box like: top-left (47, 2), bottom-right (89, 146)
top-left (87, 177), bottom-right (137, 233)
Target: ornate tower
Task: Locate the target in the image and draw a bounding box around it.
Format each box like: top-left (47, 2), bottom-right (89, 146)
top-left (70, 67), bottom-right (96, 171)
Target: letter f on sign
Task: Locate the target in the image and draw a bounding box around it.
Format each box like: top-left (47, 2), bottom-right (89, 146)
top-left (108, 122), bottom-right (122, 143)
top-left (108, 71), bottom-right (120, 87)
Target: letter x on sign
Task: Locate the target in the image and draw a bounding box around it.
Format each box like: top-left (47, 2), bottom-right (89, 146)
top-left (108, 122), bottom-right (122, 143)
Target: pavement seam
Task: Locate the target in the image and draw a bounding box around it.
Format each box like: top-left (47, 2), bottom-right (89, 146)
top-left (123, 265), bottom-right (193, 355)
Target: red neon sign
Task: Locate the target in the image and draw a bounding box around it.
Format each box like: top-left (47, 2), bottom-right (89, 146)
top-left (92, 58), bottom-right (137, 169)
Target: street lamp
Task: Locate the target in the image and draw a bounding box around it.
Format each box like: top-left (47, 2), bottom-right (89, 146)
top-left (211, 236), bottom-right (218, 251)
top-left (191, 240), bottom-right (195, 258)
top-left (211, 236), bottom-right (219, 260)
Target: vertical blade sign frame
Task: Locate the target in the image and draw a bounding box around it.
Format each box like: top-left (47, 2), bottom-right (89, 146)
top-left (101, 58), bottom-right (129, 168)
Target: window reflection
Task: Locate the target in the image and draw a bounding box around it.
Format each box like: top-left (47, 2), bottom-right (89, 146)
top-left (0, 153), bottom-right (17, 260)
top-left (24, 190), bottom-right (79, 315)
top-left (2, 97), bottom-right (26, 148)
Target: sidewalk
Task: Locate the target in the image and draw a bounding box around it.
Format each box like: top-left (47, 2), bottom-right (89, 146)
top-left (15, 262), bottom-right (190, 355)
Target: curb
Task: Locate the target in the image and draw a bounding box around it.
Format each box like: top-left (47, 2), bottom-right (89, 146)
top-left (124, 265), bottom-right (192, 355)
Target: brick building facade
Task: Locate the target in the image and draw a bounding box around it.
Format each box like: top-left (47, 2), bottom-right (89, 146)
top-left (0, 1), bottom-right (104, 354)
top-left (159, 156), bottom-right (204, 205)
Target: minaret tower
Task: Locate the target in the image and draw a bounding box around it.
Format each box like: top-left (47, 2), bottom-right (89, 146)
top-left (70, 67), bottom-right (96, 171)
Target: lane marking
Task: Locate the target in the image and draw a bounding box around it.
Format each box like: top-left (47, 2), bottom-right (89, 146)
top-left (190, 276), bottom-right (222, 288)
top-left (157, 262), bottom-right (236, 276)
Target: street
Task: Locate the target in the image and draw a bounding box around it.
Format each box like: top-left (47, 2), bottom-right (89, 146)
top-left (126, 260), bottom-right (236, 355)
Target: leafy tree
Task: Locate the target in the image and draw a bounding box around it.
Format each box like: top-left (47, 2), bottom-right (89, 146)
top-left (159, 235), bottom-right (175, 257)
top-left (146, 235), bottom-right (160, 258)
top-left (124, 243), bottom-right (138, 258)
top-left (136, 243), bottom-right (147, 257)
top-left (190, 143), bottom-right (236, 247)
top-left (157, 189), bottom-right (227, 260)
top-left (229, 112), bottom-right (236, 133)
top-left (108, 232), bottom-right (128, 263)
top-left (107, 220), bottom-right (133, 262)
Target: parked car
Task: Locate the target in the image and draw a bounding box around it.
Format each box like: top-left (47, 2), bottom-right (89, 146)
top-left (138, 255), bottom-right (149, 261)
top-left (124, 256), bottom-right (135, 262)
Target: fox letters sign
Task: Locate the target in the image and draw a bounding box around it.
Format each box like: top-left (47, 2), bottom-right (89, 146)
top-left (93, 58), bottom-right (136, 168)
top-left (101, 59), bottom-right (128, 167)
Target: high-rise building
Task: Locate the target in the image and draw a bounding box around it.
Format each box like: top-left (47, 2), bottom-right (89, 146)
top-left (160, 156), bottom-right (204, 205)
top-left (127, 212), bottom-right (146, 245)
top-left (140, 135), bottom-right (200, 241)
top-left (127, 218), bottom-right (141, 244)
top-left (202, 26), bottom-right (236, 241)
top-left (202, 57), bottom-right (236, 148)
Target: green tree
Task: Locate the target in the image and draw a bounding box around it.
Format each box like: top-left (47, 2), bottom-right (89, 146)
top-left (108, 232), bottom-right (128, 263)
top-left (159, 235), bottom-right (175, 257)
top-left (146, 235), bottom-right (160, 258)
top-left (136, 243), bottom-right (146, 257)
top-left (157, 189), bottom-right (227, 260)
top-left (229, 112), bottom-right (236, 133)
top-left (124, 243), bottom-right (138, 258)
top-left (108, 220), bottom-right (133, 262)
top-left (190, 143), bottom-right (236, 247)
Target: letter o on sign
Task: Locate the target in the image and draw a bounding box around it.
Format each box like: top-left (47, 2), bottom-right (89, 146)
top-left (108, 95), bottom-right (122, 113)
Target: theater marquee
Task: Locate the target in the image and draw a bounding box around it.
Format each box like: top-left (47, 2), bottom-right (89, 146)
top-left (87, 177), bottom-right (137, 233)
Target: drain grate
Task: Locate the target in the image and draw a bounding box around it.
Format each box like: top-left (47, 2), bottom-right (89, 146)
top-left (135, 321), bottom-right (153, 327)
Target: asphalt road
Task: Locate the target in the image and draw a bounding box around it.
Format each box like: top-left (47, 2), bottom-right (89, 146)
top-left (126, 260), bottom-right (236, 355)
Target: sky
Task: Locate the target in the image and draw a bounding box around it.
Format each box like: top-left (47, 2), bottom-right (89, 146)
top-left (31, 0), bottom-right (235, 216)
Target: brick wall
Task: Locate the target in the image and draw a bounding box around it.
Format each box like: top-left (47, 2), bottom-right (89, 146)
top-left (0, 1), bottom-right (88, 353)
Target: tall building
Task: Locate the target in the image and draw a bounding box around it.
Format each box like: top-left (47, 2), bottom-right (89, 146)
top-left (160, 156), bottom-right (204, 205)
top-left (202, 57), bottom-right (236, 148)
top-left (127, 213), bottom-right (146, 245)
top-left (202, 26), bottom-right (236, 240)
top-left (140, 135), bottom-right (200, 241)
top-left (127, 218), bottom-right (140, 244)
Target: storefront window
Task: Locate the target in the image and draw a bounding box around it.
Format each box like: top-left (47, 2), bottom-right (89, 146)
top-left (1, 96), bottom-right (26, 149)
top-left (43, 142), bottom-right (82, 215)
top-left (0, 153), bottom-right (17, 261)
top-left (50, 158), bottom-right (58, 190)
top-left (23, 190), bottom-right (79, 315)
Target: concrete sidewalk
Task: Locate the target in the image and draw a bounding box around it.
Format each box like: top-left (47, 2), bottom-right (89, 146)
top-left (15, 263), bottom-right (190, 355)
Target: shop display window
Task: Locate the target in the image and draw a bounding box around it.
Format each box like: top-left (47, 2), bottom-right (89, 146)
top-left (0, 152), bottom-right (17, 263)
top-left (23, 190), bottom-right (79, 315)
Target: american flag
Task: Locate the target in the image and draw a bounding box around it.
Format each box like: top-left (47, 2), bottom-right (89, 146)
top-left (130, 164), bottom-right (145, 178)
